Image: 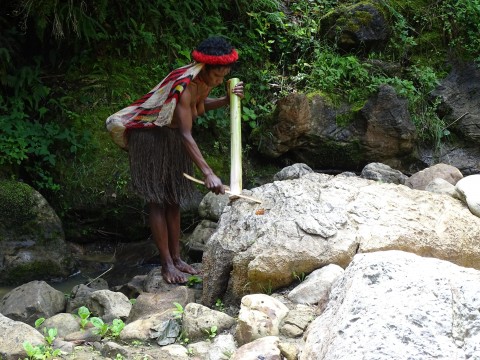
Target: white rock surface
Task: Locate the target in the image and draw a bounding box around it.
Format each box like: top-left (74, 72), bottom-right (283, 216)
top-left (288, 264), bottom-right (344, 305)
top-left (455, 174), bottom-right (480, 217)
top-left (301, 251), bottom-right (480, 360)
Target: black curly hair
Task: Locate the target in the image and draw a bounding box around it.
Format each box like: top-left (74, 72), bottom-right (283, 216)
top-left (195, 36), bottom-right (234, 56)
top-left (193, 36), bottom-right (238, 69)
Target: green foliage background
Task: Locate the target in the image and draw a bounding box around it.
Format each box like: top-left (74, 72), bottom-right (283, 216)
top-left (1, 0), bottom-right (479, 241)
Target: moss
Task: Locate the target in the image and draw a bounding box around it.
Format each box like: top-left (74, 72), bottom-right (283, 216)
top-left (336, 112), bottom-right (355, 127)
top-left (0, 180), bottom-right (35, 227)
top-left (337, 10), bottom-right (374, 33)
top-left (3, 260), bottom-right (65, 285)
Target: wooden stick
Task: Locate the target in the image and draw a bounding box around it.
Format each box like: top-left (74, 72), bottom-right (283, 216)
top-left (183, 173), bottom-right (262, 204)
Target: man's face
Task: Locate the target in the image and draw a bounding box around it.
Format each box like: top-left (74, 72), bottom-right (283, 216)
top-left (204, 67), bottom-right (231, 87)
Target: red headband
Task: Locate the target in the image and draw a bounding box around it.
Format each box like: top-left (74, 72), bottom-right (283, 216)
top-left (192, 49), bottom-right (239, 65)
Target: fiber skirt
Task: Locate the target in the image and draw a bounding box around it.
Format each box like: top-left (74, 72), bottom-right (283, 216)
top-left (127, 126), bottom-right (194, 206)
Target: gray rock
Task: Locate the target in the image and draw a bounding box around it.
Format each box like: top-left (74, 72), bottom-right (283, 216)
top-left (287, 264), bottom-right (344, 306)
top-left (273, 163), bottom-right (313, 181)
top-left (432, 62), bottom-right (480, 144)
top-left (254, 85), bottom-right (416, 178)
top-left (64, 327), bottom-right (102, 342)
top-left (361, 162), bottom-right (408, 184)
top-left (236, 294), bottom-right (289, 345)
top-left (455, 174), bottom-right (480, 217)
top-left (187, 334), bottom-right (237, 360)
top-left (101, 341), bottom-right (131, 358)
top-left (150, 318), bottom-right (181, 346)
top-left (301, 251), bottom-right (480, 360)
top-left (87, 289), bottom-right (132, 322)
top-left (320, 2), bottom-right (389, 54)
top-left (182, 303), bottom-right (235, 341)
top-left (0, 280), bottom-right (66, 326)
top-left (232, 336), bottom-right (281, 360)
top-left (198, 192), bottom-right (230, 221)
top-left (186, 220), bottom-right (218, 252)
top-left (202, 173), bottom-right (480, 306)
top-left (127, 287), bottom-right (195, 323)
top-left (66, 284), bottom-right (95, 313)
top-left (405, 163), bottom-right (463, 190)
top-left (0, 313), bottom-right (44, 360)
top-left (113, 274), bottom-right (146, 299)
top-left (425, 178), bottom-right (460, 198)
top-left (278, 341), bottom-right (300, 360)
top-left (39, 313), bottom-right (80, 338)
top-left (0, 180), bottom-right (74, 285)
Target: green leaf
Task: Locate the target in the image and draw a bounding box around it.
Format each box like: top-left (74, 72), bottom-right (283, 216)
top-left (90, 317), bottom-right (104, 328)
top-left (34, 318), bottom-right (45, 328)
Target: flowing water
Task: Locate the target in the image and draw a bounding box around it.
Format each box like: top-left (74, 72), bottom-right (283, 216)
top-left (0, 239), bottom-right (159, 299)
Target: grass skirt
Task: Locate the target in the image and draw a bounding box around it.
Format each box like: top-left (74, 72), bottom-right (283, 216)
top-left (128, 126), bottom-right (194, 206)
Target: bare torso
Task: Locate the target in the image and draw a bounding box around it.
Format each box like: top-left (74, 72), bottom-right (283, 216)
top-left (169, 78), bottom-right (211, 128)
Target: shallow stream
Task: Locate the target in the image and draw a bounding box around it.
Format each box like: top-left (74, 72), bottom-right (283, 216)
top-left (0, 239), bottom-right (159, 299)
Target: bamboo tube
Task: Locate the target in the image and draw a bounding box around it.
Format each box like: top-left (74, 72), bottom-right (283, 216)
top-left (228, 78), bottom-right (242, 195)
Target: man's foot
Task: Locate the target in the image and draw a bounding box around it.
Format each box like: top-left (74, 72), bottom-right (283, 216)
top-left (173, 259), bottom-right (200, 275)
top-left (161, 263), bottom-right (188, 284)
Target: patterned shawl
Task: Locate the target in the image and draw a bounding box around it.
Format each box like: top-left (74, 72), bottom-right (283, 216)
top-left (105, 62), bottom-right (204, 149)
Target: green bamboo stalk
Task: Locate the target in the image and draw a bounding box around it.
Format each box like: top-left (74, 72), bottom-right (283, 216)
top-left (228, 78), bottom-right (242, 195)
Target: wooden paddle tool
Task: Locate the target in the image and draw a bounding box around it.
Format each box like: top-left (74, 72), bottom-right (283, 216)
top-left (183, 173), bottom-right (262, 204)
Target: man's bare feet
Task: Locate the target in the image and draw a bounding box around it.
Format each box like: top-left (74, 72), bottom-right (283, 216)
top-left (161, 263), bottom-right (188, 284)
top-left (174, 258), bottom-right (200, 275)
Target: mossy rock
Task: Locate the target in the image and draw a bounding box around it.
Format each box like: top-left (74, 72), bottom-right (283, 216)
top-left (0, 180), bottom-right (75, 285)
top-left (0, 180), bottom-right (35, 228)
top-left (319, 1), bottom-right (389, 54)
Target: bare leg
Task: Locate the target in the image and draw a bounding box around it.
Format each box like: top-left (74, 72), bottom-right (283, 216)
top-left (149, 202), bottom-right (188, 284)
top-left (165, 203), bottom-right (199, 275)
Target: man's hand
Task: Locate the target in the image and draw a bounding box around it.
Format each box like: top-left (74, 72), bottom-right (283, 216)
top-left (228, 81), bottom-right (244, 100)
top-left (204, 173), bottom-right (225, 195)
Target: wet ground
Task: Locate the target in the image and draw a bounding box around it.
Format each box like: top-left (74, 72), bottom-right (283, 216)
top-left (0, 238), bottom-right (161, 299)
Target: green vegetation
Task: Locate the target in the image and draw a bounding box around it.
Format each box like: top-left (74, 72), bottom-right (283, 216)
top-left (0, 180), bottom-right (35, 227)
top-left (74, 305), bottom-right (126, 338)
top-left (77, 306), bottom-right (92, 329)
top-left (90, 317), bottom-right (125, 338)
top-left (186, 275), bottom-right (203, 288)
top-left (1, 0), bottom-right (479, 240)
top-left (293, 271), bottom-right (307, 283)
top-left (204, 325), bottom-right (218, 339)
top-left (172, 302), bottom-right (185, 320)
top-left (22, 318), bottom-right (61, 360)
top-left (214, 298), bottom-right (225, 312)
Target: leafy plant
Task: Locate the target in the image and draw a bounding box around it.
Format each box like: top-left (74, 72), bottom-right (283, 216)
top-left (172, 302), bottom-right (184, 320)
top-left (177, 330), bottom-right (190, 345)
top-left (22, 318), bottom-right (61, 360)
top-left (90, 317), bottom-right (110, 337)
top-left (88, 316), bottom-right (125, 338)
top-left (22, 341), bottom-right (61, 360)
top-left (34, 318), bottom-right (57, 345)
top-left (186, 275), bottom-right (202, 288)
top-left (77, 306), bottom-right (92, 329)
top-left (292, 271), bottom-right (306, 283)
top-left (262, 280), bottom-right (273, 295)
top-left (204, 325), bottom-right (218, 339)
top-left (214, 299), bottom-right (225, 312)
top-left (110, 319), bottom-right (126, 338)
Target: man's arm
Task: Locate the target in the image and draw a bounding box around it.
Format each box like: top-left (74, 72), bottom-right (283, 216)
top-left (204, 96), bottom-right (228, 111)
top-left (204, 81), bottom-right (244, 111)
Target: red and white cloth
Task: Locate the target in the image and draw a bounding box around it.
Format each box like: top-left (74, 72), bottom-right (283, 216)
top-left (105, 62), bottom-right (204, 149)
